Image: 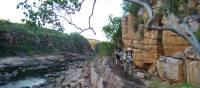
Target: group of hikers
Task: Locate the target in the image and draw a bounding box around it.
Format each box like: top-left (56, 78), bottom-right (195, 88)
top-left (114, 47), bottom-right (133, 76)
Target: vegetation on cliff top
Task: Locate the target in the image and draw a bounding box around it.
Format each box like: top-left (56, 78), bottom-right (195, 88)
top-left (122, 1), bottom-right (142, 16)
top-left (0, 20), bottom-right (92, 56)
top-left (159, 0), bottom-right (189, 16)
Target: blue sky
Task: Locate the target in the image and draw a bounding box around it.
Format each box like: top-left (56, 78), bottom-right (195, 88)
top-left (0, 0), bottom-right (123, 41)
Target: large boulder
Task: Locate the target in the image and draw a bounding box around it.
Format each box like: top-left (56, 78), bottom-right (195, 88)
top-left (187, 61), bottom-right (200, 85)
top-left (156, 56), bottom-right (185, 82)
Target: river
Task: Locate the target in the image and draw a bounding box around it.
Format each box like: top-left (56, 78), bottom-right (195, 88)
top-left (0, 53), bottom-right (90, 88)
top-left (0, 77), bottom-right (46, 88)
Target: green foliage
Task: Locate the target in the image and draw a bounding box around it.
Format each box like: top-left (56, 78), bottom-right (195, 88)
top-left (0, 20), bottom-right (64, 36)
top-left (160, 0), bottom-right (188, 16)
top-left (96, 42), bottom-right (115, 57)
top-left (154, 10), bottom-right (163, 19)
top-left (121, 1), bottom-right (142, 16)
top-left (149, 80), bottom-right (199, 88)
top-left (0, 20), bottom-right (91, 56)
top-left (195, 25), bottom-right (200, 40)
top-left (16, 0), bottom-right (80, 31)
top-left (102, 16), bottom-right (122, 45)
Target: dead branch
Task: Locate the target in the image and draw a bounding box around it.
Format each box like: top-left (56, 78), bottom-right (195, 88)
top-left (55, 0), bottom-right (97, 35)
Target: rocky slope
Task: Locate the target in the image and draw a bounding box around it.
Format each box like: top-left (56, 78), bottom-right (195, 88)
top-left (35, 62), bottom-right (92, 88)
top-left (90, 57), bottom-right (145, 88)
top-left (0, 52), bottom-right (87, 86)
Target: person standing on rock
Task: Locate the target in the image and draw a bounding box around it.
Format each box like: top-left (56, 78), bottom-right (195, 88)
top-left (123, 48), bottom-right (133, 76)
top-left (114, 47), bottom-right (122, 65)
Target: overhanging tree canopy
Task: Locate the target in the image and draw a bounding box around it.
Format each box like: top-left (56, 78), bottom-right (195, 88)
top-left (17, 0), bottom-right (97, 34)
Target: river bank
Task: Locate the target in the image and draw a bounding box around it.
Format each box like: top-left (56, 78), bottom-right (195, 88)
top-left (1, 54), bottom-right (193, 88)
top-left (0, 52), bottom-right (90, 88)
top-left (36, 62), bottom-right (91, 88)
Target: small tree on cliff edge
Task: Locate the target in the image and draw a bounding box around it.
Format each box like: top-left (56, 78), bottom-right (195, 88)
top-left (102, 16), bottom-right (122, 46)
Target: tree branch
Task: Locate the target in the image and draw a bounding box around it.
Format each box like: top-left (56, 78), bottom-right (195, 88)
top-left (124, 0), bottom-right (154, 27)
top-left (124, 0), bottom-right (200, 58)
top-left (56, 0), bottom-right (97, 35)
top-left (57, 15), bottom-right (83, 31)
top-left (79, 0), bottom-right (97, 34)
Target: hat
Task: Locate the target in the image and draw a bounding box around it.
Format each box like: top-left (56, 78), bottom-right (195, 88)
top-left (127, 48), bottom-right (132, 51)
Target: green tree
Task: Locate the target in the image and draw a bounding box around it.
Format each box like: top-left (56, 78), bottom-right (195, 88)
top-left (17, 0), bottom-right (97, 33)
top-left (102, 16), bottom-right (122, 46)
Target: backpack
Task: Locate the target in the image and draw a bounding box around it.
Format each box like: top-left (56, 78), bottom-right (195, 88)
top-left (124, 51), bottom-right (133, 62)
top-left (115, 48), bottom-right (121, 56)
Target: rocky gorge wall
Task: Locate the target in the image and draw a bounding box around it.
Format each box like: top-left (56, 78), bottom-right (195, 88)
top-left (121, 14), bottom-right (200, 85)
top-left (156, 50), bottom-right (200, 85)
top-left (122, 14), bottom-right (189, 74)
top-left (0, 20), bottom-right (92, 56)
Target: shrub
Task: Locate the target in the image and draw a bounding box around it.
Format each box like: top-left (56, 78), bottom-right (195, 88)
top-left (160, 0), bottom-right (189, 16)
top-left (122, 1), bottom-right (142, 16)
top-left (195, 25), bottom-right (200, 40)
top-left (96, 42), bottom-right (115, 57)
top-left (149, 80), bottom-right (199, 88)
